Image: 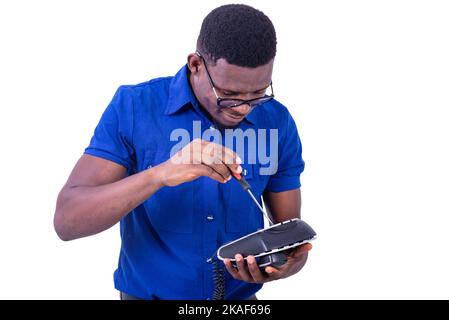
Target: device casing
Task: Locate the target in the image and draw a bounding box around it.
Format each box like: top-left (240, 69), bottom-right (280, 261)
top-left (217, 218), bottom-right (316, 268)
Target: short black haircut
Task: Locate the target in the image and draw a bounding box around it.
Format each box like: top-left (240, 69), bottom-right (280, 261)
top-left (197, 4), bottom-right (277, 68)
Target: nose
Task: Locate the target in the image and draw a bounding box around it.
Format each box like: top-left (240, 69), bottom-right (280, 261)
top-left (232, 103), bottom-right (251, 114)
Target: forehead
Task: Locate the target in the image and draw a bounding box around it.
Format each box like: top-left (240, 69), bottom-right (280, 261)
top-left (207, 58), bottom-right (274, 92)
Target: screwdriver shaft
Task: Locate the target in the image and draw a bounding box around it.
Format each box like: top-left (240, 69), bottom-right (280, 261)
top-left (231, 171), bottom-right (273, 225)
top-left (246, 189), bottom-right (274, 225)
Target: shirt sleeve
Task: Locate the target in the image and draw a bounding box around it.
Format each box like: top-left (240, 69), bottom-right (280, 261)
top-left (84, 86), bottom-right (135, 170)
top-left (265, 112), bottom-right (305, 192)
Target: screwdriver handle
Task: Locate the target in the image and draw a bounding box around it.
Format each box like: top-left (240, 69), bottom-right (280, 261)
top-left (232, 172), bottom-right (251, 191)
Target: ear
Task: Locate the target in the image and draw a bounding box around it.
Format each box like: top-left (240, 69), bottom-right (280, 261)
top-left (187, 53), bottom-right (202, 75)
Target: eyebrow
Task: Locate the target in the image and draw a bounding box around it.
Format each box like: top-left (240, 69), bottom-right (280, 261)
top-left (215, 83), bottom-right (270, 95)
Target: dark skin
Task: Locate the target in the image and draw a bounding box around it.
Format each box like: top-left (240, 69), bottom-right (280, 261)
top-left (187, 53), bottom-right (311, 283)
top-left (54, 53), bottom-right (311, 285)
top-left (225, 190), bottom-right (312, 283)
top-left (187, 53), bottom-right (273, 128)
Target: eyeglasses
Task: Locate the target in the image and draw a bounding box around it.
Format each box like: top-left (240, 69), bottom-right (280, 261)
top-left (196, 52), bottom-right (275, 108)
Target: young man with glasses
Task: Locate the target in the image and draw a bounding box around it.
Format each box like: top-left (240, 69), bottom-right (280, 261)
top-left (54, 4), bottom-right (311, 300)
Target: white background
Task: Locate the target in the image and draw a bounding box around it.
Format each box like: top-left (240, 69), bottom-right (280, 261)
top-left (1, 0), bottom-right (448, 299)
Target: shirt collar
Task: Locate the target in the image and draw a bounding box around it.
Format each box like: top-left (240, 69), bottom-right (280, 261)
top-left (165, 65), bottom-right (195, 116)
top-left (165, 65), bottom-right (256, 125)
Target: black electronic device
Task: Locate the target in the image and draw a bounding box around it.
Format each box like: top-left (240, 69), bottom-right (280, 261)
top-left (217, 218), bottom-right (316, 268)
top-left (208, 171), bottom-right (317, 300)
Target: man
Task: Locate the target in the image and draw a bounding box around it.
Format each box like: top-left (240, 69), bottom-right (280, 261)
top-left (54, 4), bottom-right (312, 300)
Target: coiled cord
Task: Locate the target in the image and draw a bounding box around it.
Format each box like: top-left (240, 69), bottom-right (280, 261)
top-left (209, 255), bottom-right (225, 300)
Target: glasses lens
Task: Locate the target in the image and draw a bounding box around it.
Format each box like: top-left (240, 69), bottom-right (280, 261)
top-left (217, 96), bottom-right (273, 108)
top-left (249, 96), bottom-right (273, 107)
top-left (218, 99), bottom-right (243, 108)
top-left (218, 97), bottom-right (273, 108)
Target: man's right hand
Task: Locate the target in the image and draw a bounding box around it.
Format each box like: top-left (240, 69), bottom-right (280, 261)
top-left (54, 139), bottom-right (242, 240)
top-left (156, 139), bottom-right (243, 187)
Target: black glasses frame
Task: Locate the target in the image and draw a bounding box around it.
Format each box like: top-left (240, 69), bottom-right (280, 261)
top-left (196, 52), bottom-right (275, 108)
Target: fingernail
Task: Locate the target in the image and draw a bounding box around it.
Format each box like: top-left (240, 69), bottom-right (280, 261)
top-left (227, 175), bottom-right (232, 181)
top-left (237, 166), bottom-right (242, 174)
top-left (236, 157), bottom-right (242, 164)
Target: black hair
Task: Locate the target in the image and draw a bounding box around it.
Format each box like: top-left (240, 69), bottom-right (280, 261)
top-left (197, 4), bottom-right (277, 68)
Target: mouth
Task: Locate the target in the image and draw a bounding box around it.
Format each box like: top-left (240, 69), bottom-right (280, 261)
top-left (222, 110), bottom-right (246, 123)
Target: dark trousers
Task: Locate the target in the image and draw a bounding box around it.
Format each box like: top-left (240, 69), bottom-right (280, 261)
top-left (120, 292), bottom-right (257, 300)
top-left (120, 291), bottom-right (144, 300)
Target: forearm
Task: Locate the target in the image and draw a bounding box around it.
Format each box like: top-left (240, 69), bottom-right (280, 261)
top-left (55, 166), bottom-right (164, 241)
top-left (263, 189), bottom-right (302, 223)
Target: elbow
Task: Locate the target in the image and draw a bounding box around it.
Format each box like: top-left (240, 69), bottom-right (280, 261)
top-left (54, 211), bottom-right (72, 241)
top-left (54, 191), bottom-right (75, 241)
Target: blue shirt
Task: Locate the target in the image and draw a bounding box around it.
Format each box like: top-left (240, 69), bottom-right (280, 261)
top-left (85, 65), bottom-right (305, 300)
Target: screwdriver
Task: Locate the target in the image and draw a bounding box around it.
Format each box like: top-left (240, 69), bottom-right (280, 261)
top-left (232, 172), bottom-right (274, 225)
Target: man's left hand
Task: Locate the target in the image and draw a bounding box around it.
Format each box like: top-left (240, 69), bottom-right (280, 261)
top-left (223, 243), bottom-right (313, 284)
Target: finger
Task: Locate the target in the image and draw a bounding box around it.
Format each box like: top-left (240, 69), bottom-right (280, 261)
top-left (227, 162), bottom-right (243, 177)
top-left (235, 254), bottom-right (252, 282)
top-left (264, 266), bottom-right (282, 280)
top-left (225, 147), bottom-right (242, 166)
top-left (246, 256), bottom-right (265, 283)
top-left (221, 147), bottom-right (242, 170)
top-left (190, 139), bottom-right (204, 164)
top-left (208, 163), bottom-right (233, 181)
top-left (202, 142), bottom-right (221, 163)
top-left (196, 141), bottom-right (242, 179)
top-left (223, 152), bottom-right (243, 174)
top-left (211, 143), bottom-right (242, 172)
top-left (224, 258), bottom-right (241, 280)
top-left (200, 142), bottom-right (242, 177)
top-left (197, 144), bottom-right (233, 181)
top-left (194, 165), bottom-right (228, 183)
top-left (292, 243), bottom-right (313, 259)
top-left (192, 140), bottom-right (223, 166)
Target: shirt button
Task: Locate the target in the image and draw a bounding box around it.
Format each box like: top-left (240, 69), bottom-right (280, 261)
top-left (209, 125), bottom-right (216, 131)
top-left (243, 169), bottom-right (248, 176)
top-left (206, 215), bottom-right (214, 221)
